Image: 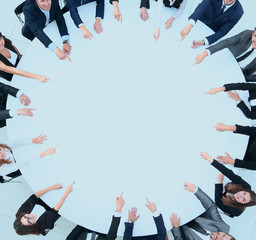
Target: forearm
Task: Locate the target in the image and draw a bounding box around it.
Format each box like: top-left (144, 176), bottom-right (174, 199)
top-left (54, 192), bottom-right (69, 211)
top-left (35, 185), bottom-right (55, 198)
top-left (3, 65), bottom-right (42, 80)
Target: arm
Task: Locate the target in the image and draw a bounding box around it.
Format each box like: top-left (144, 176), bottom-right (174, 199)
top-left (123, 222), bottom-right (133, 240)
top-left (0, 81), bottom-right (18, 97)
top-left (189, 0), bottom-right (211, 23)
top-left (234, 124), bottom-right (256, 137)
top-left (111, 1), bottom-right (122, 22)
top-left (237, 101), bottom-right (256, 119)
top-left (96, 0), bottom-right (105, 19)
top-left (234, 159), bottom-right (256, 170)
top-left (0, 110), bottom-right (11, 121)
top-left (154, 214), bottom-right (167, 240)
top-left (224, 82), bottom-right (256, 92)
top-left (66, 0), bottom-right (83, 27)
top-left (53, 0), bottom-right (69, 37)
top-left (245, 75), bottom-right (256, 83)
top-left (172, 0), bottom-right (188, 19)
top-left (140, 0), bottom-right (150, 9)
top-left (54, 182), bottom-right (74, 211)
top-left (194, 187), bottom-right (214, 210)
top-left (16, 194), bottom-right (38, 217)
top-left (35, 183), bottom-right (63, 198)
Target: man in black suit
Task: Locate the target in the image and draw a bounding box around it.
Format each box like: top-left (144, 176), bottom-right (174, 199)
top-left (66, 192), bottom-right (125, 240)
top-left (170, 180), bottom-right (234, 240)
top-left (0, 82), bottom-right (34, 128)
top-left (194, 28), bottom-right (256, 82)
top-left (123, 199), bottom-right (166, 240)
top-left (22, 0), bottom-right (72, 61)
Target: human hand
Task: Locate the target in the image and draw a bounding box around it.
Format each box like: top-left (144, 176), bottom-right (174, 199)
top-left (180, 24), bottom-right (192, 41)
top-left (80, 25), bottom-right (94, 40)
top-left (191, 40), bottom-right (204, 49)
top-left (37, 75), bottom-right (51, 83)
top-left (51, 183), bottom-right (63, 190)
top-left (19, 94), bottom-right (31, 106)
top-left (193, 51), bottom-right (208, 65)
top-left (65, 182), bottom-right (75, 194)
top-left (199, 150), bottom-right (214, 163)
top-left (54, 47), bottom-right (71, 61)
top-left (216, 152), bottom-right (235, 165)
top-left (145, 198), bottom-right (157, 212)
top-left (153, 28), bottom-right (160, 42)
top-left (116, 192), bottom-right (125, 212)
top-left (40, 145), bottom-right (60, 158)
top-left (17, 108), bottom-right (35, 117)
top-left (128, 207), bottom-right (140, 222)
top-left (217, 173), bottom-right (224, 183)
top-left (63, 43), bottom-right (72, 55)
top-left (227, 91), bottom-right (241, 102)
top-left (165, 17), bottom-right (174, 30)
top-left (113, 2), bottom-right (122, 22)
top-left (94, 19), bottom-right (103, 34)
top-left (205, 87), bottom-right (224, 95)
top-left (32, 134), bottom-right (47, 144)
top-left (213, 123), bottom-right (228, 132)
top-left (170, 213), bottom-right (181, 228)
top-left (183, 180), bottom-right (196, 192)
top-left (140, 7), bottom-right (149, 21)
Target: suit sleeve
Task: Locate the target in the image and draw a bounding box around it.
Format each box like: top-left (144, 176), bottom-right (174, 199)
top-left (171, 227), bottom-right (186, 240)
top-left (110, 0), bottom-right (119, 4)
top-left (16, 194), bottom-right (37, 217)
top-left (105, 216), bottom-right (121, 240)
top-left (189, 0), bottom-right (211, 22)
top-left (123, 222), bottom-right (133, 240)
top-left (0, 110), bottom-right (12, 121)
top-left (245, 75), bottom-right (256, 83)
top-left (0, 82), bottom-right (19, 97)
top-left (194, 187), bottom-right (215, 210)
top-left (153, 214), bottom-right (167, 240)
top-left (234, 158), bottom-right (256, 170)
top-left (140, 0), bottom-right (150, 9)
top-left (66, 0), bottom-right (83, 27)
top-left (211, 160), bottom-right (251, 189)
top-left (96, 0), bottom-right (105, 19)
top-left (207, 30), bottom-right (249, 55)
top-left (237, 101), bottom-right (256, 119)
top-left (234, 124), bottom-right (256, 137)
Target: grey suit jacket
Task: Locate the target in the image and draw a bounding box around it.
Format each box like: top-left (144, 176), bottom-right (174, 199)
top-left (207, 30), bottom-right (256, 82)
top-left (171, 188), bottom-right (230, 240)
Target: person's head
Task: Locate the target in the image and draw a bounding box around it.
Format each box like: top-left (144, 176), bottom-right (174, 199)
top-left (35, 0), bottom-right (52, 12)
top-left (13, 214), bottom-right (39, 235)
top-left (0, 144), bottom-right (12, 167)
top-left (210, 232), bottom-right (235, 240)
top-left (252, 27), bottom-right (256, 49)
top-left (222, 183), bottom-right (256, 209)
top-left (224, 0), bottom-right (236, 6)
top-left (0, 32), bottom-right (12, 50)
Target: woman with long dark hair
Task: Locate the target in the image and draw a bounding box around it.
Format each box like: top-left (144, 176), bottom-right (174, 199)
top-left (14, 182), bottom-right (74, 236)
top-left (0, 32), bottom-right (49, 82)
top-left (199, 151), bottom-right (256, 217)
top-left (0, 134), bottom-right (59, 183)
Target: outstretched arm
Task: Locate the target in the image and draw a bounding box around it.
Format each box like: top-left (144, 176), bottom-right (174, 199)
top-left (54, 182), bottom-right (74, 211)
top-left (35, 183), bottom-right (63, 198)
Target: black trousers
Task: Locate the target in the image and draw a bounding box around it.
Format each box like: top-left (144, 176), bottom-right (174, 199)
top-left (0, 169), bottom-right (22, 183)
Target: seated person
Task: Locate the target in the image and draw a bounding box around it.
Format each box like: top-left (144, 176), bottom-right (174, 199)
top-left (170, 180), bottom-right (234, 240)
top-left (212, 123), bottom-right (256, 170)
top-left (200, 151), bottom-right (256, 217)
top-left (22, 0), bottom-right (72, 61)
top-left (0, 32), bottom-right (49, 82)
top-left (14, 182), bottom-right (74, 236)
top-left (123, 200), bottom-right (166, 240)
top-left (0, 81), bottom-right (35, 128)
top-left (0, 135), bottom-right (58, 183)
top-left (180, 0), bottom-right (243, 47)
top-left (194, 28), bottom-right (256, 83)
top-left (66, 192), bottom-right (125, 240)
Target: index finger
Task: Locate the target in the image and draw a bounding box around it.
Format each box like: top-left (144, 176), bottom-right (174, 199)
top-left (28, 108), bottom-right (36, 111)
top-left (120, 15), bottom-right (122, 23)
top-left (54, 145), bottom-right (60, 149)
top-left (146, 198), bottom-right (150, 204)
top-left (182, 179), bottom-right (188, 185)
top-left (66, 55), bottom-right (71, 62)
top-left (119, 192), bottom-right (123, 198)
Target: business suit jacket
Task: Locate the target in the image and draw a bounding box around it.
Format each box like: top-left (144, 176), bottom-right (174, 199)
top-left (208, 30), bottom-right (256, 82)
top-left (66, 0), bottom-right (105, 28)
top-left (123, 214), bottom-right (166, 240)
top-left (171, 188), bottom-right (230, 240)
top-left (0, 82), bottom-right (19, 128)
top-left (66, 215), bottom-right (120, 240)
top-left (22, 0), bottom-right (69, 48)
top-left (189, 0), bottom-right (243, 45)
top-left (140, 0), bottom-right (183, 9)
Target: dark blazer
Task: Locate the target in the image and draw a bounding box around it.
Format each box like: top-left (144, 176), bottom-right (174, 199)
top-left (0, 82), bottom-right (19, 128)
top-left (140, 0), bottom-right (184, 9)
top-left (0, 41), bottom-right (20, 81)
top-left (171, 188), bottom-right (230, 240)
top-left (189, 0), bottom-right (243, 45)
top-left (66, 215), bottom-right (120, 240)
top-left (66, 0), bottom-right (105, 28)
top-left (211, 160), bottom-right (251, 217)
top-left (208, 30), bottom-right (256, 82)
top-left (123, 214), bottom-right (166, 240)
top-left (16, 194), bottom-right (60, 236)
top-left (224, 82), bottom-right (256, 120)
top-left (22, 0), bottom-right (69, 48)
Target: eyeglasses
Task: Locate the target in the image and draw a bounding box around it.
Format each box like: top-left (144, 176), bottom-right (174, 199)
top-left (23, 214), bottom-right (33, 225)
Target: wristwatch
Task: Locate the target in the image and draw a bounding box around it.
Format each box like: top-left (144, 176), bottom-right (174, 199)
top-left (63, 40), bottom-right (69, 44)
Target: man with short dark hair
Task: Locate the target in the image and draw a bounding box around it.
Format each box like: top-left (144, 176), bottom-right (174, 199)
top-left (22, 0), bottom-right (72, 61)
top-left (170, 180), bottom-right (235, 240)
top-left (194, 28), bottom-right (256, 82)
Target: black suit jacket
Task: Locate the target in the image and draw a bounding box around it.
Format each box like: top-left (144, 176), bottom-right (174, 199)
top-left (22, 0), bottom-right (69, 48)
top-left (0, 82), bottom-right (19, 128)
top-left (207, 30), bottom-right (256, 82)
top-left (140, 0), bottom-right (184, 9)
top-left (66, 215), bottom-right (121, 240)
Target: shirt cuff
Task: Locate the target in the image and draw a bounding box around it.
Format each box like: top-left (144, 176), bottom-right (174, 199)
top-left (48, 42), bottom-right (57, 52)
top-left (114, 211), bottom-right (121, 217)
top-left (193, 187), bottom-right (198, 194)
top-left (236, 100), bottom-right (241, 104)
top-left (61, 35), bottom-right (70, 42)
top-left (9, 108), bottom-right (18, 117)
top-left (96, 17), bottom-right (102, 20)
top-left (152, 210), bottom-right (160, 217)
top-left (188, 19), bottom-right (195, 26)
top-left (203, 38), bottom-right (209, 45)
top-left (206, 49), bottom-right (211, 56)
top-left (78, 23), bottom-right (84, 28)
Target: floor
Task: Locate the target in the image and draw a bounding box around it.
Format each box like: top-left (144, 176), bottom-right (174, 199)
top-left (0, 0), bottom-right (256, 239)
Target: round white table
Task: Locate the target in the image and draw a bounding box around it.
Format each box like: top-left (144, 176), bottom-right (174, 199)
top-left (7, 0), bottom-right (250, 236)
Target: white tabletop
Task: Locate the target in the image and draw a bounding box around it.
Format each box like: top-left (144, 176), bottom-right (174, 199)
top-left (7, 0), bottom-right (250, 236)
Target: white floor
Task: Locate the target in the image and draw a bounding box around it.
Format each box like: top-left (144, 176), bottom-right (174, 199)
top-left (1, 0), bottom-right (256, 239)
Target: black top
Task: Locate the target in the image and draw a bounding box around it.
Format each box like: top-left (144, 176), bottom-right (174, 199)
top-left (16, 194), bottom-right (60, 236)
top-left (0, 41), bottom-right (20, 81)
top-left (140, 0), bottom-right (184, 9)
top-left (212, 160), bottom-right (251, 217)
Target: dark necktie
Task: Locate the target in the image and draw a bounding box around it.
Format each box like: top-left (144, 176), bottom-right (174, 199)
top-left (218, 5), bottom-right (226, 16)
top-left (81, 0), bottom-right (87, 5)
top-left (186, 219), bottom-right (209, 236)
top-left (236, 48), bottom-right (254, 62)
